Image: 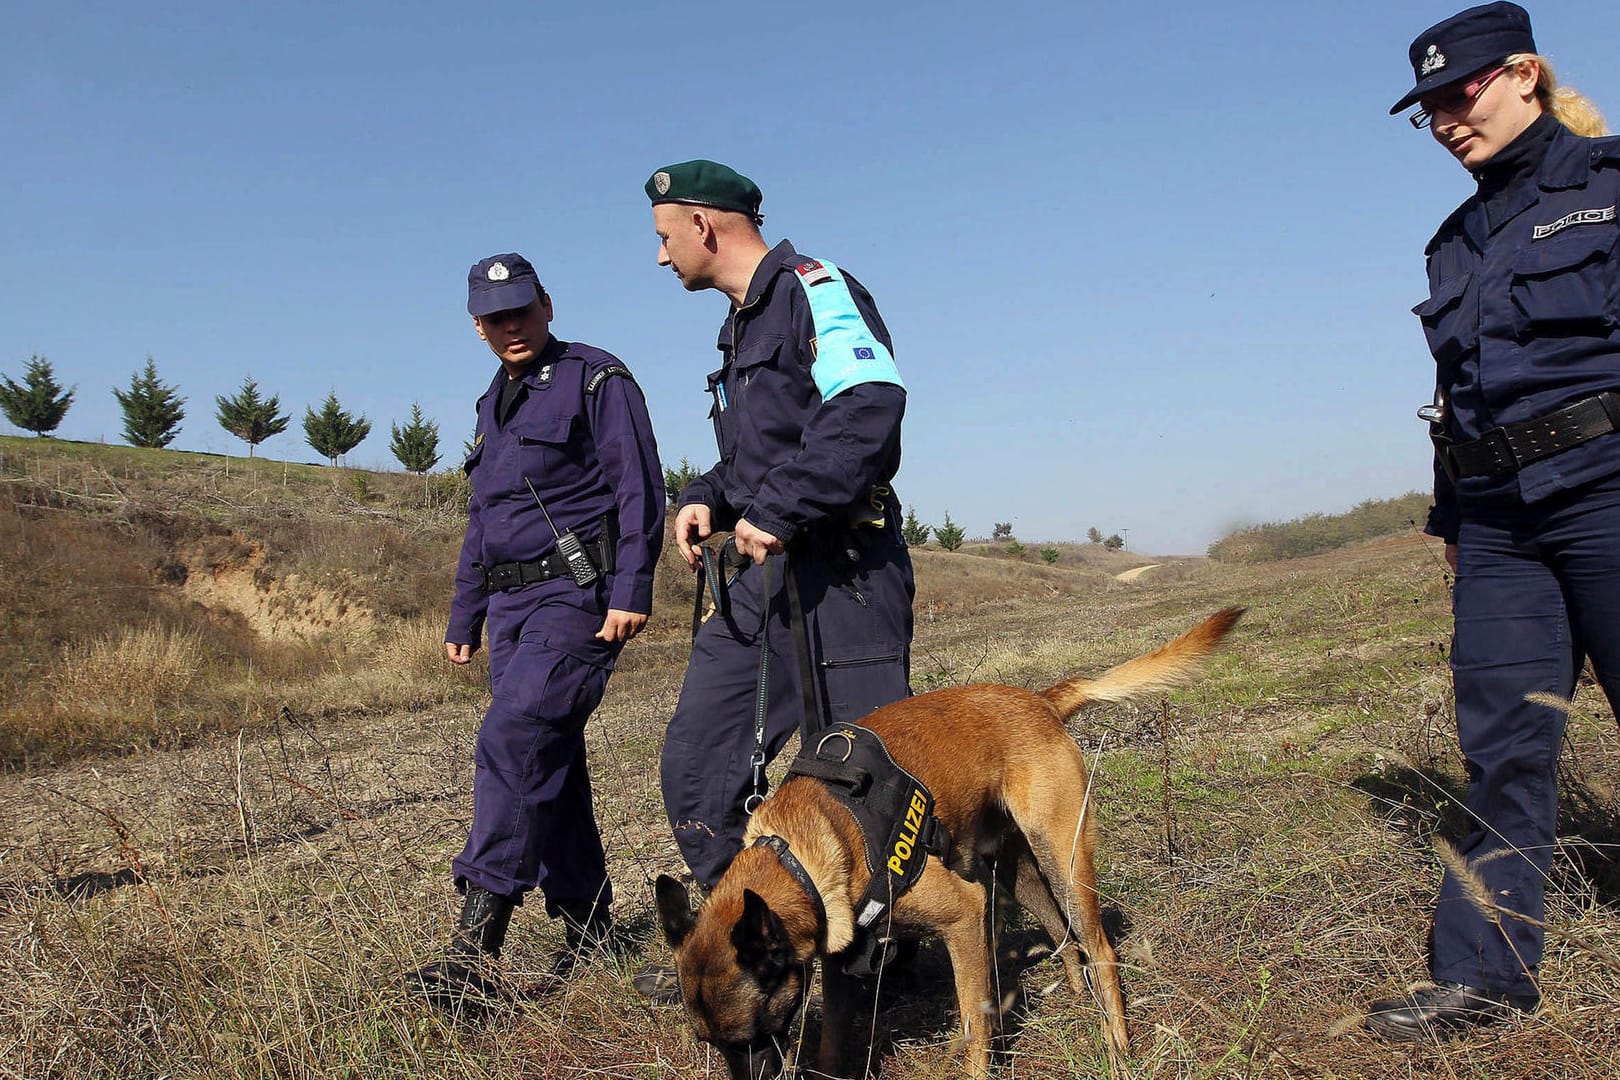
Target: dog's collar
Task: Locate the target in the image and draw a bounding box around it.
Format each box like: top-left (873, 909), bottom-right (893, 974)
top-left (752, 835), bottom-right (827, 935)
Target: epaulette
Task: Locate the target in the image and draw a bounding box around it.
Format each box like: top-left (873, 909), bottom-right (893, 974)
top-left (1588, 134), bottom-right (1620, 165)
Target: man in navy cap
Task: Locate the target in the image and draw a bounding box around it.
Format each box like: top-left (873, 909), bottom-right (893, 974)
top-left (411, 253), bottom-right (665, 1009)
top-left (634, 161), bottom-right (915, 999)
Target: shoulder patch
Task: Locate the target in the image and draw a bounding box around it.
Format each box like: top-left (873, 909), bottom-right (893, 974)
top-left (787, 256), bottom-right (905, 399)
top-left (794, 259), bottom-right (834, 286)
top-left (584, 365), bottom-right (633, 394)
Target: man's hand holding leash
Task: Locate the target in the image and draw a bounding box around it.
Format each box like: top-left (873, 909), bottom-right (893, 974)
top-left (732, 518), bottom-right (785, 564)
top-left (674, 503), bottom-right (712, 569)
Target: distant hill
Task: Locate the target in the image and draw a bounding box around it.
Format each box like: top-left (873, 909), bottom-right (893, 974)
top-left (0, 436), bottom-right (1126, 763)
top-left (1208, 492), bottom-right (1432, 564)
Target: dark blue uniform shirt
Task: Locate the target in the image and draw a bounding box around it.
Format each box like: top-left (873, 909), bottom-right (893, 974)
top-left (1418, 122), bottom-right (1620, 540)
top-left (448, 336), bottom-right (664, 646)
top-left (678, 239), bottom-right (906, 540)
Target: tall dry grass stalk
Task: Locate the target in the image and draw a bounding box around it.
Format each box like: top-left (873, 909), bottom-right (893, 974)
top-left (42, 626), bottom-right (204, 739)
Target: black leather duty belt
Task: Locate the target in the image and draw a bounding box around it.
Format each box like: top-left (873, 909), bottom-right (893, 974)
top-left (1448, 391), bottom-right (1620, 479)
top-left (478, 528), bottom-right (616, 592)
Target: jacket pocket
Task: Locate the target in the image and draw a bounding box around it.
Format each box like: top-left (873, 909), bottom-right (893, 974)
top-left (732, 334), bottom-right (786, 398)
top-left (1509, 228), bottom-right (1617, 334)
top-left (1412, 271), bottom-right (1476, 366)
top-left (510, 414), bottom-right (577, 478)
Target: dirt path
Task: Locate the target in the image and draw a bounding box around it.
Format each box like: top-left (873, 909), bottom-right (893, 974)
top-left (1114, 563), bottom-right (1162, 582)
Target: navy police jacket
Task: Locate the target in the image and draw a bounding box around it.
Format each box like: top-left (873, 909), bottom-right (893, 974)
top-left (679, 240), bottom-right (906, 543)
top-left (447, 336), bottom-right (665, 646)
top-left (1417, 123), bottom-right (1620, 541)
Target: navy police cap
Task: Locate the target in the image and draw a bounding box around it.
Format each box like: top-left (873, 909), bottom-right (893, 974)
top-left (467, 253), bottom-right (543, 317)
top-left (1390, 2), bottom-right (1536, 114)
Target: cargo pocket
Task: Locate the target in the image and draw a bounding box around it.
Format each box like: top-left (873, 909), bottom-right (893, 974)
top-left (1412, 271), bottom-right (1476, 367)
top-left (1509, 228), bottom-right (1617, 336)
top-left (818, 647), bottom-right (910, 725)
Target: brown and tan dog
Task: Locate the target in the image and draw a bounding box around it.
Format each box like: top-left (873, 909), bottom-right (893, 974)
top-left (654, 607), bottom-right (1242, 1079)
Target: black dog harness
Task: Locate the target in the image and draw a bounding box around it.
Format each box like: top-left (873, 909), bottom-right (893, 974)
top-left (782, 723), bottom-right (954, 974)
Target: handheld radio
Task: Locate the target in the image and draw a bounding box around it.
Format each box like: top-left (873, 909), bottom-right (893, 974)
top-left (524, 477), bottom-right (600, 587)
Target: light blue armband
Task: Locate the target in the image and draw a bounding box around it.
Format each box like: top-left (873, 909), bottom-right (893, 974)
top-left (790, 258), bottom-right (904, 400)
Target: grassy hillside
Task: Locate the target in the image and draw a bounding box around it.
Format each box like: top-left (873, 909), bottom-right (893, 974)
top-left (1208, 493), bottom-right (1434, 564)
top-left (2, 441), bottom-right (1618, 1079)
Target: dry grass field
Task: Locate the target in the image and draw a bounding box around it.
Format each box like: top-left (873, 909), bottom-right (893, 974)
top-left (2, 437), bottom-right (1617, 1079)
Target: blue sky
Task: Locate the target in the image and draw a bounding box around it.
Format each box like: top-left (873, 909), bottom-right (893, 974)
top-left (4, 1), bottom-right (1617, 554)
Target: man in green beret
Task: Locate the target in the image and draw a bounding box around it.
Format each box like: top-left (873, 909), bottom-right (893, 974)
top-left (636, 159), bottom-right (916, 999)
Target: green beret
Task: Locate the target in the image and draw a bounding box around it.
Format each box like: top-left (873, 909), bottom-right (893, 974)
top-left (645, 159), bottom-right (764, 223)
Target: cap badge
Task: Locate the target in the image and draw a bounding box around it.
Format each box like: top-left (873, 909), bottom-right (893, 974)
top-left (1420, 44), bottom-right (1447, 76)
top-left (487, 262), bottom-right (510, 282)
top-left (653, 171), bottom-right (672, 195)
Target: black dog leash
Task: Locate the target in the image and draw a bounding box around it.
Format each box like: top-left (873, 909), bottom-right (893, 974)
top-left (744, 550), bottom-right (823, 814)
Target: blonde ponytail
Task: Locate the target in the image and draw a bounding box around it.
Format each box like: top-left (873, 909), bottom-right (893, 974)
top-left (1507, 53), bottom-right (1609, 137)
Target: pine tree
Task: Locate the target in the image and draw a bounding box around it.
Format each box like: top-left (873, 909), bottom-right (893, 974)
top-left (662, 456), bottom-right (702, 507)
top-left (303, 391), bottom-right (372, 466)
top-left (215, 377), bottom-right (290, 457)
top-left (112, 357), bottom-right (186, 448)
top-left (390, 403), bottom-right (440, 474)
top-left (900, 505), bottom-right (932, 547)
top-left (0, 355), bottom-right (75, 436)
top-left (934, 510), bottom-right (965, 552)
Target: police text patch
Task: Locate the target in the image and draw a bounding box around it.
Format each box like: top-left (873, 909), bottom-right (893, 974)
top-left (1532, 205), bottom-right (1616, 241)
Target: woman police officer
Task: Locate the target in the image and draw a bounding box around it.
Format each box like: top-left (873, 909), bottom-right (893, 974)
top-left (1368, 2), bottom-right (1618, 1042)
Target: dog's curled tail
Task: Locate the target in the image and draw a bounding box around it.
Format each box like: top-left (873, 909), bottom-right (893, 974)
top-left (1041, 606), bottom-right (1244, 719)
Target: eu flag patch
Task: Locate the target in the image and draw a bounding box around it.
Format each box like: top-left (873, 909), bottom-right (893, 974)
top-left (853, 347), bottom-right (875, 360)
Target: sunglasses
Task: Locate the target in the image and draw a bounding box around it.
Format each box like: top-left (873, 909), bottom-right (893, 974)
top-left (1409, 65), bottom-right (1511, 129)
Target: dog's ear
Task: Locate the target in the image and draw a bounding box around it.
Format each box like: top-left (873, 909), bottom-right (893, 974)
top-left (732, 888), bottom-right (794, 986)
top-left (654, 873), bottom-right (696, 948)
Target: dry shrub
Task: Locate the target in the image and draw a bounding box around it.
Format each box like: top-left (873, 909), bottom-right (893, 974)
top-left (18, 627), bottom-right (205, 751)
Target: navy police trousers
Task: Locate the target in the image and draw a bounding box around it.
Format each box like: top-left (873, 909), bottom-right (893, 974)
top-left (1434, 471), bottom-right (1620, 997)
top-left (661, 536), bottom-right (914, 889)
top-left (453, 582), bottom-right (619, 915)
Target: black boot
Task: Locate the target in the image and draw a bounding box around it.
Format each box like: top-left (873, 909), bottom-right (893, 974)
top-left (543, 897), bottom-right (616, 984)
top-left (410, 887), bottom-right (516, 1012)
top-left (1366, 981), bottom-right (1538, 1042)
